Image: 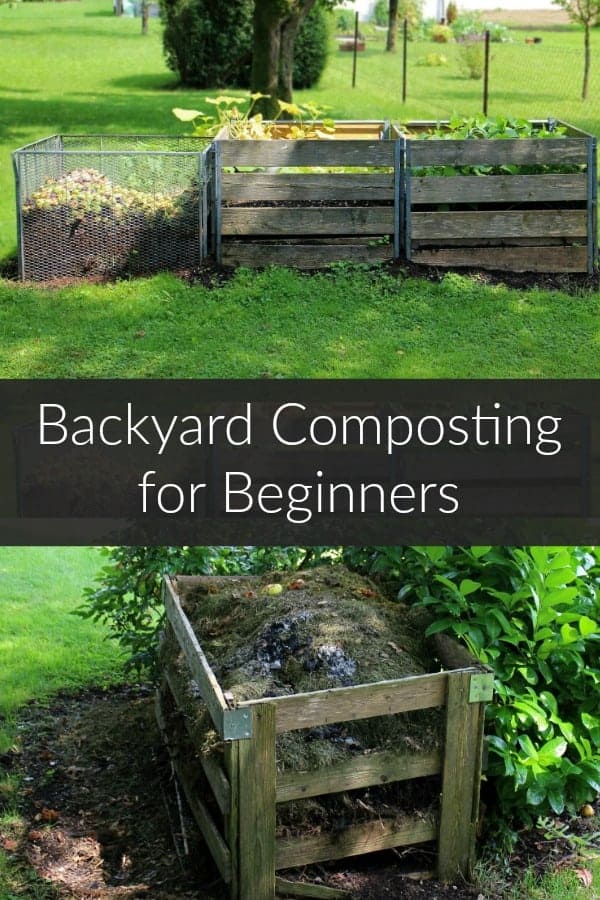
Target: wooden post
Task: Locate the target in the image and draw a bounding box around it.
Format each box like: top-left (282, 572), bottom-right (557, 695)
top-left (402, 18), bottom-right (408, 103)
top-left (437, 672), bottom-right (483, 881)
top-left (352, 12), bottom-right (359, 88)
top-left (238, 703), bottom-right (276, 900)
top-left (225, 741), bottom-right (240, 900)
top-left (483, 30), bottom-right (490, 116)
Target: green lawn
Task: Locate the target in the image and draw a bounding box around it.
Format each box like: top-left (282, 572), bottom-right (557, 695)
top-left (1, 268), bottom-right (599, 378)
top-left (1, 0), bottom-right (599, 260)
top-left (0, 547), bottom-right (123, 754)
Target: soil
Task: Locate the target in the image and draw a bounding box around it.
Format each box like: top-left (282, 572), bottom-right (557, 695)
top-left (2, 686), bottom-right (597, 899)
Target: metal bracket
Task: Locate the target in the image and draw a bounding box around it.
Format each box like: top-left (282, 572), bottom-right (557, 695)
top-left (222, 707), bottom-right (253, 741)
top-left (469, 672), bottom-right (494, 703)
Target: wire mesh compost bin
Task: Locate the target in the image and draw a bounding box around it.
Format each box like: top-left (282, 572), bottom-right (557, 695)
top-left (12, 135), bottom-right (211, 280)
top-left (157, 572), bottom-right (494, 900)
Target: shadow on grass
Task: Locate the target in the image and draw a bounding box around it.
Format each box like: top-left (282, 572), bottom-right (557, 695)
top-left (109, 72), bottom-right (182, 91)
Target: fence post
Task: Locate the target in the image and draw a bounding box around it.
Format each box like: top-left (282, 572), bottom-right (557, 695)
top-left (402, 18), bottom-right (408, 103)
top-left (352, 12), bottom-right (359, 88)
top-left (141, 0), bottom-right (149, 35)
top-left (483, 30), bottom-right (490, 115)
top-left (238, 704), bottom-right (276, 900)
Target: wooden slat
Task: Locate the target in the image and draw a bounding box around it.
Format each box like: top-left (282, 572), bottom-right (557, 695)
top-left (221, 173), bottom-right (394, 203)
top-left (219, 139), bottom-right (395, 168)
top-left (162, 576), bottom-right (228, 736)
top-left (221, 206), bottom-right (394, 237)
top-left (239, 704), bottom-right (277, 900)
top-left (411, 210), bottom-right (586, 240)
top-left (410, 245), bottom-right (588, 272)
top-left (276, 749), bottom-right (442, 803)
top-left (220, 240), bottom-right (394, 269)
top-left (411, 173), bottom-right (588, 204)
top-left (240, 672), bottom-right (449, 734)
top-left (437, 672), bottom-right (483, 882)
top-left (409, 137), bottom-right (588, 167)
top-left (155, 682), bottom-right (232, 884)
top-left (171, 755), bottom-right (233, 884)
top-left (163, 667), bottom-right (231, 816)
top-left (275, 877), bottom-right (350, 899)
top-left (276, 817), bottom-right (437, 869)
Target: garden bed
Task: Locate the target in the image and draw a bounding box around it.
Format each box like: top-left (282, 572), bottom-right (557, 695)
top-left (400, 120), bottom-right (597, 274)
top-left (157, 567), bottom-right (493, 900)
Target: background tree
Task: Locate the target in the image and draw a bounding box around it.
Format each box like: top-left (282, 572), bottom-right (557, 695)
top-left (386, 0), bottom-right (399, 51)
top-left (553, 0), bottom-right (600, 99)
top-left (252, 0), bottom-right (341, 117)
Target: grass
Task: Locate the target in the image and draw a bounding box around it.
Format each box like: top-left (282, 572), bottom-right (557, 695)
top-left (0, 547), bottom-right (123, 755)
top-left (1, 267), bottom-right (600, 378)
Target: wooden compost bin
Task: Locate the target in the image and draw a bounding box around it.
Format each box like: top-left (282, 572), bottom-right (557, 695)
top-left (212, 121), bottom-right (399, 269)
top-left (400, 120), bottom-right (597, 274)
top-left (156, 574), bottom-right (493, 900)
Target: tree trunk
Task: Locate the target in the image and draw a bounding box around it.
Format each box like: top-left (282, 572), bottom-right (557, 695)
top-left (278, 11), bottom-right (303, 106)
top-left (387, 0), bottom-right (399, 52)
top-left (582, 20), bottom-right (591, 100)
top-left (251, 0), bottom-right (285, 118)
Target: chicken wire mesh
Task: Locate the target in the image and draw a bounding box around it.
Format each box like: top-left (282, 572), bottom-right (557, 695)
top-left (13, 135), bottom-right (212, 281)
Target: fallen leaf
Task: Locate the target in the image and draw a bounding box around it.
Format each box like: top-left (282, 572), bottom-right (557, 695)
top-left (27, 831), bottom-right (43, 842)
top-left (575, 868), bottom-right (593, 887)
top-left (1, 837), bottom-right (18, 852)
top-left (41, 808), bottom-right (59, 823)
top-left (288, 578), bottom-right (306, 590)
top-left (360, 588), bottom-right (377, 598)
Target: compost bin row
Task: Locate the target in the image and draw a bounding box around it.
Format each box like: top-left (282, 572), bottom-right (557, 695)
top-left (156, 571), bottom-right (493, 900)
top-left (13, 120), bottom-right (597, 279)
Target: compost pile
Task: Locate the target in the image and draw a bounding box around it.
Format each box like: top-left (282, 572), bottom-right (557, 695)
top-left (21, 168), bottom-right (199, 279)
top-left (163, 566), bottom-right (443, 835)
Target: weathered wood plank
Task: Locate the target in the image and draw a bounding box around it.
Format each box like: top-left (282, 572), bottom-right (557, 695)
top-left (171, 754), bottom-right (233, 884)
top-left (276, 749), bottom-right (442, 803)
top-left (162, 576), bottom-right (228, 736)
top-left (219, 140), bottom-right (395, 168)
top-left (275, 877), bottom-right (350, 899)
top-left (411, 173), bottom-right (588, 204)
top-left (222, 173), bottom-right (394, 203)
top-left (437, 672), bottom-right (482, 882)
top-left (411, 210), bottom-right (586, 240)
top-left (276, 817), bottom-right (437, 869)
top-left (221, 206), bottom-right (395, 237)
top-left (410, 245), bottom-right (588, 272)
top-left (224, 740), bottom-right (240, 900)
top-left (409, 138), bottom-right (588, 167)
top-left (240, 672), bottom-right (449, 734)
top-left (163, 667), bottom-right (231, 816)
top-left (239, 704), bottom-right (277, 900)
top-left (155, 681), bottom-right (232, 884)
top-left (220, 240), bottom-right (394, 269)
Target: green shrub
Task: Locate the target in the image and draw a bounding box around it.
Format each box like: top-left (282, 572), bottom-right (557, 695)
top-left (373, 0), bottom-right (388, 27)
top-left (160, 0), bottom-right (253, 87)
top-left (334, 5), bottom-right (356, 32)
top-left (431, 22), bottom-right (453, 42)
top-left (458, 34), bottom-right (486, 79)
top-left (343, 546), bottom-right (600, 823)
top-left (416, 52), bottom-right (448, 66)
top-left (293, 5), bottom-right (330, 89)
top-left (161, 0), bottom-right (328, 89)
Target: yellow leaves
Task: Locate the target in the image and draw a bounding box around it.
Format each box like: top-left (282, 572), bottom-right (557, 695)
top-left (206, 95), bottom-right (248, 106)
top-left (277, 99), bottom-right (304, 118)
top-left (172, 107), bottom-right (204, 122)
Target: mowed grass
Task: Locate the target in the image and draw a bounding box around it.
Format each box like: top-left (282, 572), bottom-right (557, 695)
top-left (1, 267), bottom-right (600, 378)
top-left (0, 547), bottom-right (123, 754)
top-left (1, 0), bottom-right (599, 259)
